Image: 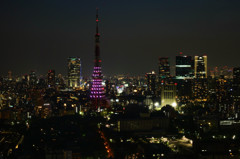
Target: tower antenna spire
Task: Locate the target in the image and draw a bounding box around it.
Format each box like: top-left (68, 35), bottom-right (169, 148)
top-left (96, 7), bottom-right (99, 35)
top-left (95, 7), bottom-right (100, 66)
top-left (90, 8), bottom-right (105, 110)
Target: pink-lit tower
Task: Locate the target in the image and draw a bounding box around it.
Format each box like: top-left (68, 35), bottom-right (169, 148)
top-left (90, 8), bottom-right (105, 109)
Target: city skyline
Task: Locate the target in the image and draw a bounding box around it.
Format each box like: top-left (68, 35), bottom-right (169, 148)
top-left (1, 2), bottom-right (240, 158)
top-left (1, 0), bottom-right (240, 76)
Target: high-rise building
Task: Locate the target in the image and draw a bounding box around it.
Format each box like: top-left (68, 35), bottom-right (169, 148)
top-left (47, 70), bottom-right (55, 88)
top-left (90, 8), bottom-right (105, 109)
top-left (233, 67), bottom-right (240, 116)
top-left (193, 55), bottom-right (208, 101)
top-left (146, 71), bottom-right (156, 95)
top-left (68, 57), bottom-right (81, 88)
top-left (194, 55), bottom-right (207, 78)
top-left (176, 79), bottom-right (193, 101)
top-left (56, 74), bottom-right (65, 89)
top-left (176, 53), bottom-right (194, 79)
top-left (161, 83), bottom-right (177, 108)
top-left (233, 67), bottom-right (240, 80)
top-left (29, 70), bottom-right (37, 86)
top-left (193, 78), bottom-right (208, 102)
top-left (8, 70), bottom-right (12, 81)
top-left (158, 57), bottom-right (170, 79)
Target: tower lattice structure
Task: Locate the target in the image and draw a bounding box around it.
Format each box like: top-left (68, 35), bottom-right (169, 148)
top-left (90, 8), bottom-right (105, 109)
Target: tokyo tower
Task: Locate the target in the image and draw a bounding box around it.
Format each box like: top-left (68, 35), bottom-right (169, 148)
top-left (90, 8), bottom-right (105, 110)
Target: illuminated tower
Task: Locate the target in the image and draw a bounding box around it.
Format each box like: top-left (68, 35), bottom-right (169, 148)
top-left (90, 8), bottom-right (105, 109)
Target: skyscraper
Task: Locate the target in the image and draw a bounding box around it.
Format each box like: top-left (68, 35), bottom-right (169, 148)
top-left (56, 74), bottom-right (65, 89)
top-left (68, 57), bottom-right (81, 89)
top-left (158, 57), bottom-right (170, 79)
top-left (146, 71), bottom-right (156, 96)
top-left (90, 8), bottom-right (105, 109)
top-left (194, 55), bottom-right (207, 78)
top-left (47, 69), bottom-right (55, 88)
top-left (29, 70), bottom-right (37, 86)
top-left (233, 67), bottom-right (240, 116)
top-left (193, 55), bottom-right (208, 101)
top-left (176, 53), bottom-right (194, 79)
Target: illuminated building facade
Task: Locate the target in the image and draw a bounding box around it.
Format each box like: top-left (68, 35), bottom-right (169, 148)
top-left (193, 78), bottom-right (208, 102)
top-left (68, 57), bottom-right (81, 88)
top-left (90, 8), bottom-right (105, 109)
top-left (193, 55), bottom-right (208, 101)
top-left (158, 57), bottom-right (170, 79)
top-left (176, 53), bottom-right (194, 79)
top-left (146, 71), bottom-right (156, 95)
top-left (194, 55), bottom-right (207, 78)
top-left (175, 54), bottom-right (194, 101)
top-left (161, 84), bottom-right (177, 108)
top-left (47, 70), bottom-right (55, 88)
top-left (215, 76), bottom-right (227, 103)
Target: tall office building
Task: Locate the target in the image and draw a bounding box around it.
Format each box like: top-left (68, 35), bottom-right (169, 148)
top-left (158, 57), bottom-right (170, 79)
top-left (56, 74), bottom-right (65, 89)
top-left (193, 55), bottom-right (208, 101)
top-left (233, 67), bottom-right (240, 116)
top-left (68, 57), bottom-right (81, 88)
top-left (47, 70), bottom-right (55, 88)
top-left (90, 8), bottom-right (105, 109)
top-left (215, 76), bottom-right (227, 103)
top-left (176, 53), bottom-right (194, 79)
top-left (146, 71), bottom-right (156, 95)
top-left (193, 78), bottom-right (208, 102)
top-left (194, 55), bottom-right (207, 78)
top-left (29, 70), bottom-right (37, 86)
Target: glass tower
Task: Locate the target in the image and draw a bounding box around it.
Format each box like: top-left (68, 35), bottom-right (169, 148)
top-left (68, 57), bottom-right (81, 88)
top-left (176, 54), bottom-right (194, 79)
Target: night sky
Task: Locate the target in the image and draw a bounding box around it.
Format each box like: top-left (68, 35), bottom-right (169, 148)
top-left (0, 0), bottom-right (240, 77)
